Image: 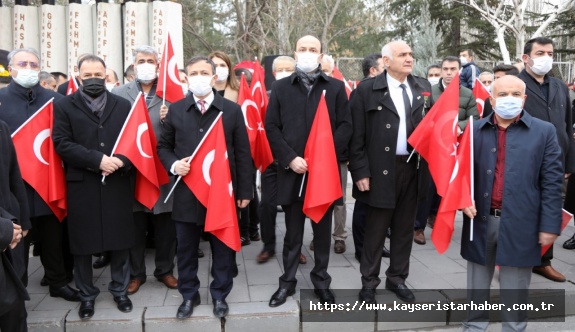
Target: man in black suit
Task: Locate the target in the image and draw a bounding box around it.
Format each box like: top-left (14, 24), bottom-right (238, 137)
top-left (349, 40), bottom-right (431, 304)
top-left (157, 56), bottom-right (252, 319)
top-left (53, 55), bottom-right (136, 319)
top-left (265, 35), bottom-right (352, 307)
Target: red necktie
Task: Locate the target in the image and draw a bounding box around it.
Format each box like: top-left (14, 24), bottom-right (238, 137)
top-left (198, 100), bottom-right (206, 114)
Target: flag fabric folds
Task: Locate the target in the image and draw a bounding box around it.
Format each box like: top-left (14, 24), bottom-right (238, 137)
top-left (332, 66), bottom-right (352, 98)
top-left (66, 76), bottom-right (79, 95)
top-left (472, 78), bottom-right (491, 118)
top-left (249, 61), bottom-right (269, 122)
top-left (156, 32), bottom-right (185, 104)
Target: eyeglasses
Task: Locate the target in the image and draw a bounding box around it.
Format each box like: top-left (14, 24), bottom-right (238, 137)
top-left (13, 61), bottom-right (40, 69)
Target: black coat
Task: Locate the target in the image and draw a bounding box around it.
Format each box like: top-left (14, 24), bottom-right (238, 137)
top-left (157, 91), bottom-right (253, 224)
top-left (265, 72), bottom-right (352, 205)
top-left (52, 91), bottom-right (135, 255)
top-left (0, 82), bottom-right (63, 218)
top-left (348, 72), bottom-right (431, 208)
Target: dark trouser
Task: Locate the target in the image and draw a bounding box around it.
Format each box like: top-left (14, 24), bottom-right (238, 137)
top-left (23, 215), bottom-right (73, 288)
top-left (240, 175), bottom-right (260, 238)
top-left (130, 212), bottom-right (176, 281)
top-left (361, 159), bottom-right (417, 288)
top-left (352, 200), bottom-right (367, 258)
top-left (414, 181), bottom-right (440, 231)
top-left (0, 299), bottom-right (27, 332)
top-left (259, 163), bottom-right (278, 253)
top-left (74, 249), bottom-right (130, 301)
top-left (279, 201), bottom-right (333, 291)
top-left (174, 221), bottom-right (234, 301)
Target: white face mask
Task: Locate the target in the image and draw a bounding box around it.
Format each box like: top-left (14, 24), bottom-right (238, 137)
top-left (484, 84), bottom-right (491, 93)
top-left (275, 71), bottom-right (292, 80)
top-left (428, 77), bottom-right (440, 85)
top-left (136, 63), bottom-right (157, 83)
top-left (106, 83), bottom-right (116, 92)
top-left (296, 52), bottom-right (320, 73)
top-left (529, 56), bottom-right (553, 76)
top-left (494, 96), bottom-right (523, 119)
top-left (13, 69), bottom-right (39, 88)
top-left (460, 56), bottom-right (469, 65)
top-left (188, 75), bottom-right (213, 97)
top-left (181, 85), bottom-right (188, 96)
top-left (215, 67), bottom-right (229, 83)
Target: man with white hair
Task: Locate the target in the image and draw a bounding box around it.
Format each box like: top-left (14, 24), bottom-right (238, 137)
top-left (321, 55), bottom-right (334, 76)
top-left (349, 40), bottom-right (431, 304)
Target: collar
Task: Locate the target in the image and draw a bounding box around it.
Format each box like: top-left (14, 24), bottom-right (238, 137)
top-left (386, 72), bottom-right (408, 88)
top-left (193, 91), bottom-right (215, 109)
top-left (523, 69), bottom-right (550, 86)
top-left (481, 110), bottom-right (532, 129)
top-left (289, 68), bottom-right (329, 84)
top-left (373, 70), bottom-right (422, 91)
top-left (8, 80), bottom-right (40, 99)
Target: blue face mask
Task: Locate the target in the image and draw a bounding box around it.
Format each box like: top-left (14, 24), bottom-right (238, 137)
top-left (493, 96), bottom-right (523, 120)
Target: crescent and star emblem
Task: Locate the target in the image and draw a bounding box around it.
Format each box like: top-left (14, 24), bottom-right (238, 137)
top-left (202, 149), bottom-right (233, 197)
top-left (167, 57), bottom-right (180, 86)
top-left (241, 99), bottom-right (258, 130)
top-left (136, 123), bottom-right (152, 158)
top-left (33, 128), bottom-right (50, 165)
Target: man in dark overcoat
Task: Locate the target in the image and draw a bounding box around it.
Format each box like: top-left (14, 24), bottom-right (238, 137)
top-left (157, 56), bottom-right (252, 319)
top-left (52, 55), bottom-right (135, 320)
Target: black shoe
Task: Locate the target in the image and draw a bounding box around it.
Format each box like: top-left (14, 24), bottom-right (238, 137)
top-left (359, 287), bottom-right (376, 304)
top-left (113, 295), bottom-right (133, 313)
top-left (563, 235), bottom-right (575, 249)
top-left (382, 246), bottom-right (391, 258)
top-left (40, 275), bottom-right (48, 287)
top-left (198, 248), bottom-right (205, 258)
top-left (232, 264), bottom-right (239, 278)
top-left (240, 236), bottom-right (251, 246)
top-left (250, 232), bottom-right (261, 241)
top-left (79, 300), bottom-right (95, 320)
top-left (385, 279), bottom-right (415, 303)
top-left (92, 253), bottom-right (110, 269)
top-left (213, 299), bottom-right (229, 318)
top-left (314, 289), bottom-right (335, 304)
top-left (176, 293), bottom-right (201, 319)
top-left (49, 285), bottom-right (81, 302)
top-left (269, 288), bottom-right (295, 307)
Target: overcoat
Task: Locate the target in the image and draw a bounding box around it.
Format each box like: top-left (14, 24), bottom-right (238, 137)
top-left (461, 112), bottom-right (563, 267)
top-left (52, 91), bottom-right (135, 255)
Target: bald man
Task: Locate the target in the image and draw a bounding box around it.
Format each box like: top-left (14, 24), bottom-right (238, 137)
top-left (266, 35), bottom-right (352, 307)
top-left (460, 75), bottom-right (563, 331)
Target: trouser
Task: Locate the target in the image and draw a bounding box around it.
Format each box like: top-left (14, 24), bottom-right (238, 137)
top-left (259, 163), bottom-right (278, 253)
top-left (74, 249), bottom-right (130, 301)
top-left (352, 200), bottom-right (367, 258)
top-left (332, 162), bottom-right (348, 241)
top-left (240, 175), bottom-right (260, 238)
top-left (414, 180), bottom-right (440, 231)
top-left (0, 299), bottom-right (27, 332)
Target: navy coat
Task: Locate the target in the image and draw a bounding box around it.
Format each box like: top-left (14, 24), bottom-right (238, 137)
top-left (461, 112), bottom-right (563, 267)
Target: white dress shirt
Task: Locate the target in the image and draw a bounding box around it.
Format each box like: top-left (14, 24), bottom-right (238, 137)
top-left (386, 73), bottom-right (413, 155)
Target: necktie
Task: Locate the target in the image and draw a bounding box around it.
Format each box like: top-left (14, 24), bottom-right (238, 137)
top-left (399, 84), bottom-right (414, 136)
top-left (198, 100), bottom-right (206, 114)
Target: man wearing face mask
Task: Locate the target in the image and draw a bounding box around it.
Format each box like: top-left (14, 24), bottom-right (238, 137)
top-left (52, 54), bottom-right (136, 319)
top-left (479, 72), bottom-right (494, 93)
top-left (426, 64), bottom-right (441, 86)
top-left (105, 68), bottom-right (120, 92)
top-left (459, 49), bottom-right (481, 90)
top-left (460, 75), bottom-right (563, 332)
top-left (266, 35), bottom-right (352, 307)
top-left (112, 45), bottom-right (178, 295)
top-left (517, 37), bottom-right (575, 283)
top-left (0, 48), bottom-right (80, 303)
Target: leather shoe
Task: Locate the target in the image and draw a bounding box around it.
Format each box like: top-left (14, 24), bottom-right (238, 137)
top-left (414, 229), bottom-right (426, 245)
top-left (127, 279), bottom-right (144, 295)
top-left (382, 246), bottom-right (391, 258)
top-left (533, 265), bottom-right (566, 282)
top-left (198, 248), bottom-right (205, 258)
top-left (158, 275), bottom-right (178, 289)
top-left (250, 232), bottom-right (261, 241)
top-left (79, 300), bottom-right (95, 320)
top-left (92, 253), bottom-right (110, 269)
top-left (314, 288), bottom-right (335, 304)
top-left (269, 288), bottom-right (295, 307)
top-left (299, 253), bottom-right (307, 264)
top-left (40, 275), bottom-right (48, 287)
top-left (176, 293), bottom-right (201, 319)
top-left (114, 295), bottom-right (133, 313)
top-left (49, 285), bottom-right (81, 302)
top-left (213, 299), bottom-right (229, 318)
top-left (385, 279), bottom-right (415, 303)
top-left (563, 235), bottom-right (575, 249)
top-left (257, 250), bottom-right (275, 263)
top-left (334, 240), bottom-right (346, 254)
top-left (359, 287), bottom-right (376, 304)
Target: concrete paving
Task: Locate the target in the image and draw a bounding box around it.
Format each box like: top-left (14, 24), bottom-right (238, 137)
top-left (24, 179), bottom-right (575, 331)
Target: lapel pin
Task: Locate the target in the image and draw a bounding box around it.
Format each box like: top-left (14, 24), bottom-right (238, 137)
top-left (417, 96), bottom-right (421, 100)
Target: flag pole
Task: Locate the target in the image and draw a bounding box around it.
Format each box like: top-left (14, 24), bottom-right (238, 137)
top-left (162, 33), bottom-right (168, 106)
top-left (299, 172), bottom-right (306, 197)
top-left (469, 116), bottom-right (475, 241)
top-left (102, 92), bottom-right (143, 183)
top-left (164, 112), bottom-right (224, 202)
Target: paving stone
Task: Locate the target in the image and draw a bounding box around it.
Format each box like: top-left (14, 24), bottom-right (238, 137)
top-left (144, 305), bottom-right (221, 332)
top-left (66, 307), bottom-right (144, 332)
top-left (27, 309), bottom-right (68, 332)
top-left (225, 299), bottom-right (299, 332)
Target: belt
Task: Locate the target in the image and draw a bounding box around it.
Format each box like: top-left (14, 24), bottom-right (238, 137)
top-left (489, 208), bottom-right (502, 217)
top-left (396, 155), bottom-right (412, 163)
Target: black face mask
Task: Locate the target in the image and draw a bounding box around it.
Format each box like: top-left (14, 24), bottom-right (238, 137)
top-left (81, 77), bottom-right (106, 98)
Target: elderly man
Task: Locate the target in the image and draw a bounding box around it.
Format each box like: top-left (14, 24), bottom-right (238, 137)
top-left (53, 54), bottom-right (136, 319)
top-left (478, 72), bottom-right (494, 92)
top-left (266, 35), bottom-right (352, 307)
top-left (349, 40), bottom-right (431, 304)
top-left (112, 45), bottom-right (178, 295)
top-left (461, 75), bottom-right (563, 332)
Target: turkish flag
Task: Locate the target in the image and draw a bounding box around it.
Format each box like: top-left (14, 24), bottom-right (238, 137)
top-left (183, 116), bottom-right (241, 251)
top-left (237, 74), bottom-right (273, 172)
top-left (431, 117), bottom-right (473, 254)
top-left (303, 93), bottom-right (342, 222)
top-left (541, 209), bottom-right (573, 256)
top-left (157, 32), bottom-right (185, 104)
top-left (66, 76), bottom-right (79, 95)
top-left (11, 99), bottom-right (67, 221)
top-left (332, 66), bottom-right (352, 98)
top-left (249, 61), bottom-right (269, 121)
top-left (408, 75), bottom-right (461, 197)
top-left (113, 93), bottom-right (169, 209)
top-left (472, 78), bottom-right (491, 118)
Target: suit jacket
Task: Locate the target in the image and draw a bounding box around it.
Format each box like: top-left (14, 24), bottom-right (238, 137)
top-left (53, 91), bottom-right (135, 255)
top-left (265, 72), bottom-right (352, 205)
top-left (517, 70), bottom-right (575, 173)
top-left (348, 72), bottom-right (431, 209)
top-left (431, 79), bottom-right (479, 130)
top-left (112, 81), bottom-right (175, 214)
top-left (157, 90), bottom-right (252, 224)
top-left (461, 112), bottom-right (563, 267)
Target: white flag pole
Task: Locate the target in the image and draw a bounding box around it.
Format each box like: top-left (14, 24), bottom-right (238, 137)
top-left (162, 32), bottom-right (168, 106)
top-left (469, 116), bottom-right (475, 241)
